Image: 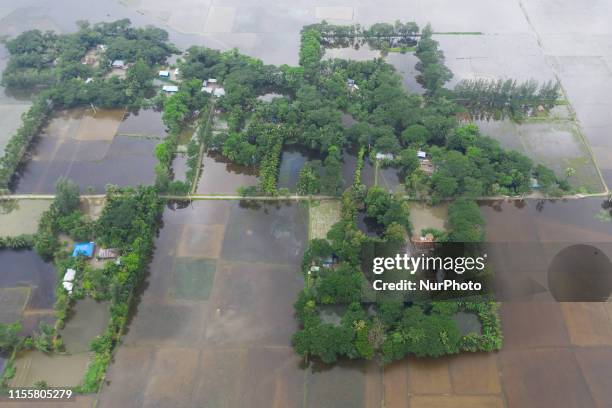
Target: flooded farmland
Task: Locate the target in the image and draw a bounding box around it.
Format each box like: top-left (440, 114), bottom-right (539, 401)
top-left (116, 109), bottom-right (165, 138)
top-left (0, 249), bottom-right (56, 311)
top-left (97, 200), bottom-right (400, 407)
top-left (478, 197), bottom-right (612, 408)
top-left (195, 151), bottom-right (258, 194)
top-left (476, 116), bottom-right (604, 193)
top-left (97, 196), bottom-right (612, 408)
top-left (0, 200), bottom-right (51, 237)
top-left (13, 109), bottom-right (159, 194)
top-left (2, 0), bottom-right (612, 407)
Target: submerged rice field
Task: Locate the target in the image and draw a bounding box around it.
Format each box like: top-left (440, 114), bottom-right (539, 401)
top-left (13, 108), bottom-right (160, 194)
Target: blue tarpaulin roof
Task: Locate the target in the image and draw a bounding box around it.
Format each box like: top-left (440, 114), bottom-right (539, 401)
top-left (72, 242), bottom-right (95, 257)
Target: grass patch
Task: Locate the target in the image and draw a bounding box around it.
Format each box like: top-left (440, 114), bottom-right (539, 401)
top-left (173, 258), bottom-right (217, 300)
top-left (309, 200), bottom-right (341, 240)
top-left (387, 46), bottom-right (415, 53)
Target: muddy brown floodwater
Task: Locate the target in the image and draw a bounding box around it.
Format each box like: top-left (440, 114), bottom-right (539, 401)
top-left (479, 198), bottom-right (612, 408)
top-left (277, 147), bottom-right (375, 192)
top-left (195, 151), bottom-right (259, 194)
top-left (0, 249), bottom-right (56, 312)
top-left (97, 200), bottom-right (393, 408)
top-left (13, 109), bottom-right (159, 194)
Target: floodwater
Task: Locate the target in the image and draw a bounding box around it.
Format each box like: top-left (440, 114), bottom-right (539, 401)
top-left (277, 147), bottom-right (375, 192)
top-left (324, 46), bottom-right (381, 61)
top-left (60, 298), bottom-right (110, 353)
top-left (0, 103), bottom-right (31, 153)
top-left (475, 118), bottom-right (603, 192)
top-left (454, 311), bottom-right (482, 336)
top-left (10, 350), bottom-right (90, 388)
top-left (195, 151), bottom-right (258, 194)
top-left (13, 109), bottom-right (158, 193)
top-left (342, 149), bottom-right (375, 188)
top-left (385, 52), bottom-right (426, 95)
top-left (376, 164), bottom-right (404, 193)
top-left (277, 148), bottom-right (318, 191)
top-left (408, 202), bottom-right (448, 236)
top-left (479, 197), bottom-right (612, 407)
top-left (97, 200), bottom-right (388, 407)
top-left (0, 200), bottom-right (51, 236)
top-left (3, 1), bottom-right (612, 405)
top-left (116, 108), bottom-right (166, 138)
top-left (172, 152), bottom-right (189, 182)
top-left (0, 249), bottom-right (56, 310)
top-left (324, 47), bottom-right (425, 94)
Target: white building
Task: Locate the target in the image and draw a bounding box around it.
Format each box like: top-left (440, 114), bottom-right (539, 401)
top-left (111, 60), bottom-right (126, 69)
top-left (375, 152), bottom-right (394, 161)
top-left (158, 70), bottom-right (170, 78)
top-left (162, 85), bottom-right (179, 93)
top-left (63, 268), bottom-right (76, 294)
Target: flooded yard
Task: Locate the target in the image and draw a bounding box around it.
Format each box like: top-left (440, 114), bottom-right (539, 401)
top-left (277, 147), bottom-right (375, 193)
top-left (60, 298), bottom-right (110, 354)
top-left (13, 108), bottom-right (158, 193)
top-left (408, 202), bottom-right (448, 235)
top-left (376, 164), bottom-right (404, 193)
top-left (8, 299), bottom-right (109, 388)
top-left (195, 151), bottom-right (258, 194)
top-left (98, 200), bottom-right (388, 407)
top-left (0, 200), bottom-right (51, 236)
top-left (0, 102), bottom-right (31, 153)
top-left (10, 351), bottom-right (91, 388)
top-left (116, 108), bottom-right (165, 138)
top-left (0, 249), bottom-right (56, 311)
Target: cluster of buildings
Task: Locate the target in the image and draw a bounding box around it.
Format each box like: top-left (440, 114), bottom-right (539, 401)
top-left (375, 150), bottom-right (435, 176)
top-left (201, 78), bottom-right (226, 97)
top-left (63, 242), bottom-right (119, 294)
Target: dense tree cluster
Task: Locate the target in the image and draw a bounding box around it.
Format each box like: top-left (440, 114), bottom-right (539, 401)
top-left (454, 78), bottom-right (561, 120)
top-left (308, 20), bottom-right (419, 50)
top-left (293, 185), bottom-right (501, 364)
top-left (414, 24), bottom-right (453, 95)
top-left (428, 124), bottom-right (536, 200)
top-left (0, 19), bottom-right (176, 190)
top-left (2, 19), bottom-right (175, 90)
top-left (172, 21), bottom-right (567, 198)
top-left (30, 182), bottom-right (163, 391)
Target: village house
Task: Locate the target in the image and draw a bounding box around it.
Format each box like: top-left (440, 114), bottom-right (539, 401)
top-left (63, 268), bottom-right (76, 294)
top-left (72, 242), bottom-right (95, 258)
top-left (162, 85), bottom-right (179, 93)
top-left (111, 60), bottom-right (126, 69)
top-left (417, 150), bottom-right (435, 175)
top-left (411, 233), bottom-right (436, 252)
top-left (97, 248), bottom-right (119, 260)
top-left (158, 70), bottom-right (170, 78)
top-left (347, 78), bottom-right (359, 92)
top-left (375, 152), bottom-right (394, 161)
top-left (201, 78), bottom-right (225, 97)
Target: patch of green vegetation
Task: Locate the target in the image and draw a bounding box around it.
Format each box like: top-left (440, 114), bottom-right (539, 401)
top-left (386, 46), bottom-right (415, 53)
top-left (293, 185), bottom-right (501, 364)
top-left (173, 258), bottom-right (217, 300)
